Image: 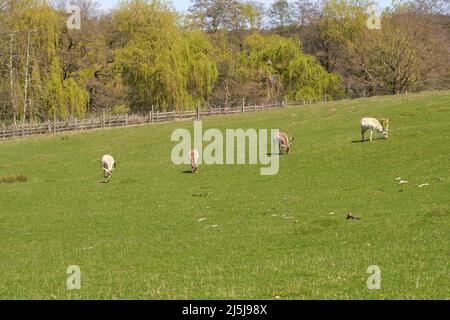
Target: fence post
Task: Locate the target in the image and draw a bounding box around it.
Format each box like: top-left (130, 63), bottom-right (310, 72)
top-left (125, 114), bottom-right (129, 126)
top-left (151, 105), bottom-right (154, 123)
top-left (242, 98), bottom-right (245, 113)
top-left (2, 124), bottom-right (4, 140)
top-left (196, 106), bottom-right (199, 119)
top-left (102, 109), bottom-right (106, 128)
top-left (156, 111), bottom-right (159, 123)
top-left (75, 118), bottom-right (78, 131)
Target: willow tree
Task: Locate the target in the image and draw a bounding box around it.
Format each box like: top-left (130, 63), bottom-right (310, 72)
top-left (112, 0), bottom-right (218, 111)
top-left (45, 57), bottom-right (67, 119)
top-left (21, 4), bottom-right (63, 120)
top-left (243, 34), bottom-right (343, 102)
top-left (0, 1), bottom-right (91, 121)
top-left (183, 30), bottom-right (219, 107)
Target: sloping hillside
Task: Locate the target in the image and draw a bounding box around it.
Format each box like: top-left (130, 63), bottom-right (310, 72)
top-left (0, 91), bottom-right (449, 299)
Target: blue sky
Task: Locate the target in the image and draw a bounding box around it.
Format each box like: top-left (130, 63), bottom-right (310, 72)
top-left (98, 0), bottom-right (393, 12)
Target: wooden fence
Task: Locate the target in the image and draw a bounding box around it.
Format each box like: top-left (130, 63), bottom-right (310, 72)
top-left (0, 102), bottom-right (293, 141)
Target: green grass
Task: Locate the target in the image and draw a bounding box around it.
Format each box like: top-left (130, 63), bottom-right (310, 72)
top-left (0, 91), bottom-right (449, 300)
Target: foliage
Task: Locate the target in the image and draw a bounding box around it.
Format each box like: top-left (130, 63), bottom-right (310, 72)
top-left (112, 1), bottom-right (218, 110)
top-left (0, 0), bottom-right (448, 121)
top-left (243, 34), bottom-right (343, 101)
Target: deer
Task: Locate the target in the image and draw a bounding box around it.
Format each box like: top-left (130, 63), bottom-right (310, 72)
top-left (101, 154), bottom-right (116, 179)
top-left (273, 132), bottom-right (294, 154)
top-left (189, 149), bottom-right (200, 174)
top-left (360, 117), bottom-right (390, 142)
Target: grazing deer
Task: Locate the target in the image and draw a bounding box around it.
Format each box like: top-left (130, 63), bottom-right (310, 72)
top-left (379, 118), bottom-right (390, 131)
top-left (360, 117), bottom-right (389, 142)
top-left (273, 132), bottom-right (294, 154)
top-left (101, 155), bottom-right (116, 178)
top-left (189, 149), bottom-right (200, 174)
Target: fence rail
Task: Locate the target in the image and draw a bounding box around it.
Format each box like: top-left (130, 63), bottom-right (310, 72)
top-left (0, 101), bottom-right (298, 141)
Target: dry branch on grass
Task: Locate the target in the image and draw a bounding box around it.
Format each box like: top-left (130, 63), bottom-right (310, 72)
top-left (0, 174), bottom-right (27, 184)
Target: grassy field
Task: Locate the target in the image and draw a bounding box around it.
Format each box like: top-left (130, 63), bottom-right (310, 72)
top-left (0, 91), bottom-right (449, 300)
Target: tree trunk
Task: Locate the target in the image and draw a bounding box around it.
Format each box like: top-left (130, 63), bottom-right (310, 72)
top-left (23, 31), bottom-right (34, 124)
top-left (9, 32), bottom-right (17, 126)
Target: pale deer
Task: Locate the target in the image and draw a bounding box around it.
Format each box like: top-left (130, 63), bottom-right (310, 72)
top-left (360, 118), bottom-right (389, 142)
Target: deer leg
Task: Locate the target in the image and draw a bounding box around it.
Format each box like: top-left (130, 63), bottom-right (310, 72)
top-left (370, 130), bottom-right (373, 142)
top-left (361, 130), bottom-right (365, 142)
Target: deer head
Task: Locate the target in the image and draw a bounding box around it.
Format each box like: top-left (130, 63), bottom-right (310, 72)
top-left (277, 132), bottom-right (293, 154)
top-left (379, 118), bottom-right (390, 139)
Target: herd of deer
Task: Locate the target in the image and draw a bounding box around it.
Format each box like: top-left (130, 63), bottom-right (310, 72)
top-left (101, 117), bottom-right (390, 177)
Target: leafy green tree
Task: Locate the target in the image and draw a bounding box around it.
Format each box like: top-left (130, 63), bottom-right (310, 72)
top-left (315, 0), bottom-right (370, 72)
top-left (268, 0), bottom-right (294, 33)
top-left (45, 57), bottom-right (67, 119)
top-left (240, 1), bottom-right (266, 31)
top-left (112, 0), bottom-right (218, 110)
top-left (243, 34), bottom-right (343, 101)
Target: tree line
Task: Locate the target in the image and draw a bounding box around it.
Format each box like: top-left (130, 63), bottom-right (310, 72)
top-left (0, 0), bottom-right (448, 123)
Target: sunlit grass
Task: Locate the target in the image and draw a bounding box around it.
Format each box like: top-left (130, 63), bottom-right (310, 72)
top-left (0, 91), bottom-right (449, 299)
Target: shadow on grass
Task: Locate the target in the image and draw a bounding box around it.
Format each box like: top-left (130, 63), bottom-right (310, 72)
top-left (351, 138), bottom-right (387, 143)
top-left (267, 152), bottom-right (287, 156)
top-left (183, 170), bottom-right (194, 174)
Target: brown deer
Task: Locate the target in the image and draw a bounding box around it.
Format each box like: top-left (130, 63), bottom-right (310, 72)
top-left (273, 132), bottom-right (294, 154)
top-left (189, 149), bottom-right (200, 174)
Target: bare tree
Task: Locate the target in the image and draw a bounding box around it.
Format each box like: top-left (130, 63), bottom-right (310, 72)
top-left (294, 0), bottom-right (319, 26)
top-left (268, 0), bottom-right (294, 33)
top-left (349, 10), bottom-right (448, 94)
